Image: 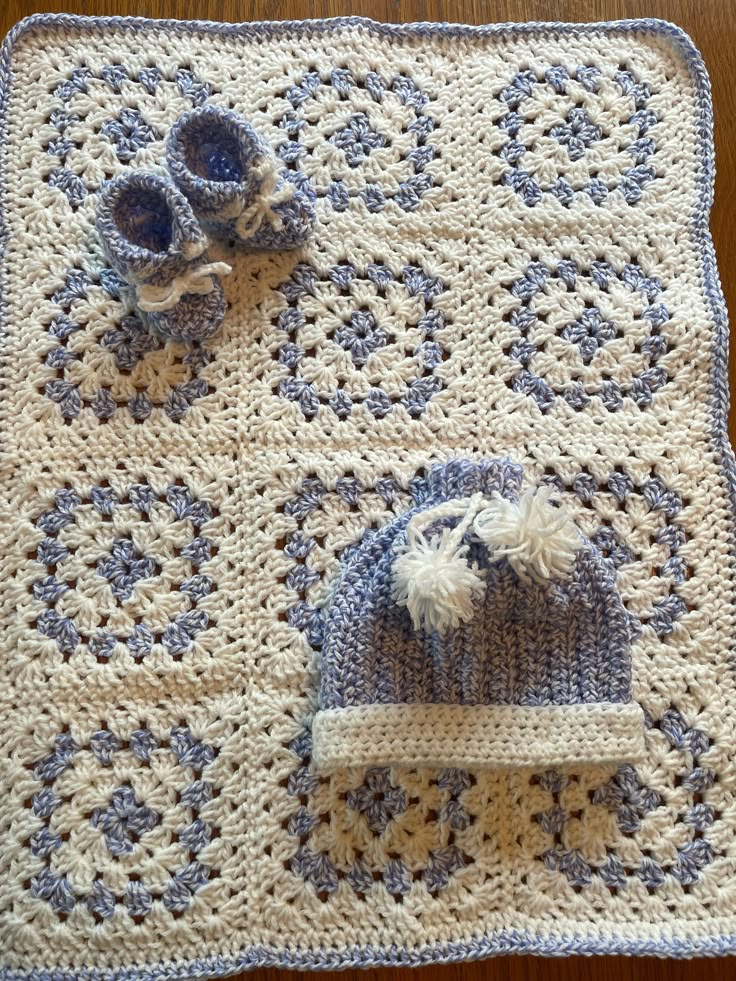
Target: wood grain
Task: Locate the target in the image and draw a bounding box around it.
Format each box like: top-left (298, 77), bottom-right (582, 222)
top-left (2, 1), bottom-right (734, 978)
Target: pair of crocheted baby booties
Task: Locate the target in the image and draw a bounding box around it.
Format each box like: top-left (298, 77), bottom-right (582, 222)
top-left (96, 105), bottom-right (315, 342)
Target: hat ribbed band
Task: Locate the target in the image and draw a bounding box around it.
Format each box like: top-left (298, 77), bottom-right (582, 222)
top-left (312, 702), bottom-right (647, 771)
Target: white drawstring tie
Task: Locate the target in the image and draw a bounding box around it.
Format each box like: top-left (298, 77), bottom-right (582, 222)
top-left (136, 260), bottom-right (232, 313)
top-left (217, 154), bottom-right (296, 239)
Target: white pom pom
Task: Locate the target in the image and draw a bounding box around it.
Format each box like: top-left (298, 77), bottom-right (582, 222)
top-left (473, 486), bottom-right (580, 585)
top-left (392, 527), bottom-right (485, 634)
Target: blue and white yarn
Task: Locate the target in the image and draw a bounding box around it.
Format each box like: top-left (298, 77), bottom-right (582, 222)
top-left (313, 458), bottom-right (645, 770)
top-left (166, 105), bottom-right (316, 250)
top-left (96, 170), bottom-right (229, 342)
top-left (2, 10), bottom-right (736, 979)
top-left (496, 64), bottom-right (657, 207)
top-left (27, 726), bottom-right (218, 920)
top-left (31, 482), bottom-right (215, 661)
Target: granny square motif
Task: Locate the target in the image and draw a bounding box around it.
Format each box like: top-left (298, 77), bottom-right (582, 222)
top-left (0, 13), bottom-right (735, 976)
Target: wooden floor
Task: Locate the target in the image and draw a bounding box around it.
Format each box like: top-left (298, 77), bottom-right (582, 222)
top-left (3, 0), bottom-right (735, 978)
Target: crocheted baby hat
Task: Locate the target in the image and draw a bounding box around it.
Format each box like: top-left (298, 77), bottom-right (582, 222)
top-left (312, 458), bottom-right (646, 771)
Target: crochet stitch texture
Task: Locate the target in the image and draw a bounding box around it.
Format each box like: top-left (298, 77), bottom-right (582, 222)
top-left (96, 170), bottom-right (230, 341)
top-left (312, 458), bottom-right (646, 771)
top-left (1, 12), bottom-right (735, 977)
top-left (166, 105), bottom-right (316, 250)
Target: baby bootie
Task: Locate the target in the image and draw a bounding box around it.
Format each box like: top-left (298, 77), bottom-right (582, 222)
top-left (166, 105), bottom-right (316, 250)
top-left (96, 171), bottom-right (231, 343)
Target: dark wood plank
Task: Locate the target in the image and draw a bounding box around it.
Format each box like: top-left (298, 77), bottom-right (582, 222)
top-left (1, 1), bottom-right (733, 978)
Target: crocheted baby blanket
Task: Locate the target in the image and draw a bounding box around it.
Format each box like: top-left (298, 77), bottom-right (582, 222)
top-left (1, 12), bottom-right (734, 976)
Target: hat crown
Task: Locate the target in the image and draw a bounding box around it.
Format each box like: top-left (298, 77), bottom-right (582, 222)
top-left (412, 457), bottom-right (524, 506)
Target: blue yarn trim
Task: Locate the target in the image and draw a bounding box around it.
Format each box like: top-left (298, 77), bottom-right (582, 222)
top-left (0, 10), bottom-right (734, 975)
top-left (1, 931), bottom-right (736, 979)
